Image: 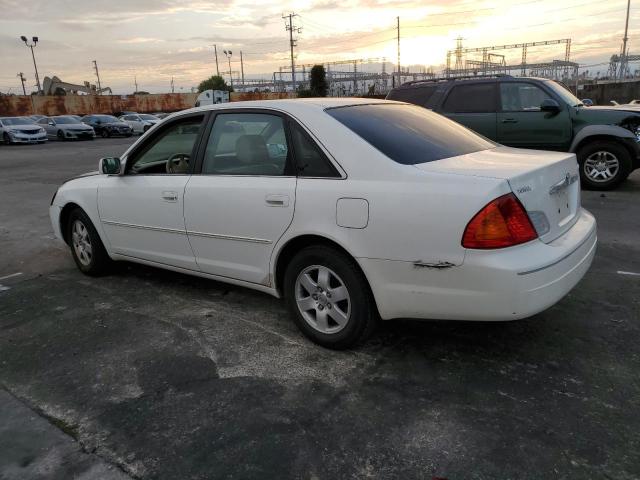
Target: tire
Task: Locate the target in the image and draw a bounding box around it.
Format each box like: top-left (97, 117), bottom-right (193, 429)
top-left (283, 245), bottom-right (377, 349)
top-left (66, 208), bottom-right (112, 276)
top-left (101, 130), bottom-right (110, 138)
top-left (3, 133), bottom-right (11, 145)
top-left (57, 129), bottom-right (65, 141)
top-left (577, 140), bottom-right (632, 191)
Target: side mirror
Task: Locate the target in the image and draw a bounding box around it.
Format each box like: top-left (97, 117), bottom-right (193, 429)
top-left (540, 99), bottom-right (561, 112)
top-left (99, 157), bottom-right (121, 175)
top-left (48, 121), bottom-right (55, 126)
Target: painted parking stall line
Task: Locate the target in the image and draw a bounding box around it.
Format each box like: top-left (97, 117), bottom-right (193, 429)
top-left (617, 271), bottom-right (640, 277)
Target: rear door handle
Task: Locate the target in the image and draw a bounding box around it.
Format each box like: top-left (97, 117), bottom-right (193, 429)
top-left (162, 191), bottom-right (178, 202)
top-left (501, 118), bottom-right (518, 124)
top-left (265, 194), bottom-right (289, 207)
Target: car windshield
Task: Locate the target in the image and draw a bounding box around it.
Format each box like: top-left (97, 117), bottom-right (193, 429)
top-left (93, 115), bottom-right (119, 122)
top-left (139, 114), bottom-right (158, 120)
top-left (546, 80), bottom-right (583, 107)
top-left (326, 103), bottom-right (495, 165)
top-left (53, 116), bottom-right (78, 124)
top-left (1, 117), bottom-right (36, 126)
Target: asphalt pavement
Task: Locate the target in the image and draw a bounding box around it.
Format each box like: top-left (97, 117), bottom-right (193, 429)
top-left (1, 137), bottom-right (639, 479)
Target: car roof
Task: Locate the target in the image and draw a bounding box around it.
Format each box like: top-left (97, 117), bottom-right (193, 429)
top-left (185, 97), bottom-right (397, 116)
top-left (393, 76), bottom-right (553, 90)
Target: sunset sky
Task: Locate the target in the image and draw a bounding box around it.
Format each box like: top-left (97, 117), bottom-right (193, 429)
top-left (0, 0), bottom-right (637, 94)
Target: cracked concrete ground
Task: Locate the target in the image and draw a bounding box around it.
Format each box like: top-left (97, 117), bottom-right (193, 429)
top-left (0, 138), bottom-right (639, 479)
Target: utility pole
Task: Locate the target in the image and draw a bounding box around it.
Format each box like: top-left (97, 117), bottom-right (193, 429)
top-left (171, 76), bottom-right (175, 93)
top-left (134, 76), bottom-right (138, 94)
top-left (396, 16), bottom-right (401, 88)
top-left (620, 0), bottom-right (631, 81)
top-left (214, 44), bottom-right (220, 76)
top-left (283, 13), bottom-right (301, 92)
top-left (92, 60), bottom-right (102, 94)
top-left (17, 72), bottom-right (27, 95)
top-left (240, 51), bottom-right (245, 90)
top-left (20, 36), bottom-right (42, 94)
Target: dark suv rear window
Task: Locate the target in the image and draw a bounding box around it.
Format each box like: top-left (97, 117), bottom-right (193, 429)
top-left (387, 85), bottom-right (437, 106)
top-left (326, 104), bottom-right (495, 165)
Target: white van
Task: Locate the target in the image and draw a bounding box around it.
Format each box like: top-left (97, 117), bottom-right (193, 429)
top-left (195, 90), bottom-right (230, 107)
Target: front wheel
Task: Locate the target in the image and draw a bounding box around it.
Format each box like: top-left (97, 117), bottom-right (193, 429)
top-left (57, 129), bottom-right (65, 141)
top-left (283, 245), bottom-right (377, 349)
top-left (67, 209), bottom-right (112, 276)
top-left (101, 130), bottom-right (110, 138)
top-left (577, 140), bottom-right (632, 190)
top-left (3, 133), bottom-right (11, 145)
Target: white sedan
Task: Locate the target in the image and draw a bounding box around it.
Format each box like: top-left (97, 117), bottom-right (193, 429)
top-left (119, 113), bottom-right (161, 134)
top-left (49, 99), bottom-right (597, 349)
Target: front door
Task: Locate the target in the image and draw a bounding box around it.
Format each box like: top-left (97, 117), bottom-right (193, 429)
top-left (98, 114), bottom-right (206, 270)
top-left (184, 111), bottom-right (296, 285)
top-left (497, 81), bottom-right (572, 150)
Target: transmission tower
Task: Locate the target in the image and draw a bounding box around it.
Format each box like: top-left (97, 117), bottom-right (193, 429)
top-left (283, 12), bottom-right (301, 91)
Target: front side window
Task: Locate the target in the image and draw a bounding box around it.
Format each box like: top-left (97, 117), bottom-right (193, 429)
top-left (327, 104), bottom-right (495, 165)
top-left (441, 83), bottom-right (496, 113)
top-left (202, 113), bottom-right (289, 176)
top-left (128, 116), bottom-right (204, 174)
top-left (500, 83), bottom-right (553, 111)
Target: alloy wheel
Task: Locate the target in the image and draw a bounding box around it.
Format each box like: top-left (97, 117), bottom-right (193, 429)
top-left (583, 151), bottom-right (620, 182)
top-left (295, 265), bottom-right (351, 334)
top-left (72, 220), bottom-right (93, 266)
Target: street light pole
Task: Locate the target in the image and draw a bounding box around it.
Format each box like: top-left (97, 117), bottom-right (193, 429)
top-left (20, 36), bottom-right (41, 94)
top-left (223, 50), bottom-right (233, 89)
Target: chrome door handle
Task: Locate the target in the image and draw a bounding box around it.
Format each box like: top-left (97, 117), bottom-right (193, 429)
top-left (265, 194), bottom-right (289, 207)
top-left (162, 191), bottom-right (178, 202)
top-left (501, 118), bottom-right (518, 124)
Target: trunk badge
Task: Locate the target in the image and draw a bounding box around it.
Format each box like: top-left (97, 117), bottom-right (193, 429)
top-left (549, 173), bottom-right (578, 195)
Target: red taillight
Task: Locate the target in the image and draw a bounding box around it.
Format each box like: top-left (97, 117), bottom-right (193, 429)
top-left (462, 193), bottom-right (538, 249)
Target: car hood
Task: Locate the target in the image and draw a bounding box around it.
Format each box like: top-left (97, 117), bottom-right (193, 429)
top-left (574, 105), bottom-right (640, 123)
top-left (101, 122), bottom-right (129, 127)
top-left (5, 125), bottom-right (40, 131)
top-left (61, 124), bottom-right (93, 129)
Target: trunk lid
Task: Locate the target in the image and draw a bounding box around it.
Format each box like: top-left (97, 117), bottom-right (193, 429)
top-left (414, 146), bottom-right (580, 243)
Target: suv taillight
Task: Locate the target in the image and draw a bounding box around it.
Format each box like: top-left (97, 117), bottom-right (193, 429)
top-left (462, 193), bottom-right (538, 249)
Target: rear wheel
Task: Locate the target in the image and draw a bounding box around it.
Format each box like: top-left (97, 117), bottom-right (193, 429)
top-left (284, 245), bottom-right (377, 349)
top-left (67, 208), bottom-right (112, 276)
top-left (577, 140), bottom-right (632, 190)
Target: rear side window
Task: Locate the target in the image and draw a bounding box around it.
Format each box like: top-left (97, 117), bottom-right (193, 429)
top-left (290, 123), bottom-right (339, 178)
top-left (387, 85), bottom-right (437, 106)
top-left (441, 83), bottom-right (496, 113)
top-left (326, 104), bottom-right (495, 165)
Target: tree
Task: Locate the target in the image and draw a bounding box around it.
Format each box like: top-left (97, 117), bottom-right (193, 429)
top-left (309, 65), bottom-right (328, 97)
top-left (197, 75), bottom-right (233, 93)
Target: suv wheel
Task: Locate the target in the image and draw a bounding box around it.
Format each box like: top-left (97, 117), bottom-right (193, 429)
top-left (284, 245), bottom-right (377, 349)
top-left (577, 140), bottom-right (632, 190)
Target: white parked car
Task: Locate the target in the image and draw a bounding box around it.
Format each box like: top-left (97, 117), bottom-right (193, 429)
top-left (1, 116), bottom-right (47, 144)
top-left (119, 113), bottom-right (161, 134)
top-left (38, 115), bottom-right (96, 140)
top-left (49, 99), bottom-right (597, 348)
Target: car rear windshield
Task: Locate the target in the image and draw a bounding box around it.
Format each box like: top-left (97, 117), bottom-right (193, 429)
top-left (326, 104), bottom-right (495, 165)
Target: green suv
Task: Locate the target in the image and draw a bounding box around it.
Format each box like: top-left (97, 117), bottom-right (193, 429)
top-left (387, 75), bottom-right (640, 190)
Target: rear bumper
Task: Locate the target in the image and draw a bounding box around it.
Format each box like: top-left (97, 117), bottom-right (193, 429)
top-left (359, 208), bottom-right (597, 321)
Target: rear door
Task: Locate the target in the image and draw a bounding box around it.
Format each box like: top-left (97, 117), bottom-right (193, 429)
top-left (497, 81), bottom-right (572, 149)
top-left (183, 110), bottom-right (297, 285)
top-left (438, 82), bottom-right (498, 140)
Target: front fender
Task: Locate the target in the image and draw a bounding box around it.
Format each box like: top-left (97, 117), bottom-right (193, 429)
top-left (569, 124), bottom-right (637, 152)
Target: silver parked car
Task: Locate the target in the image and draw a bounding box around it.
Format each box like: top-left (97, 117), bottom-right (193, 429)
top-left (0, 117), bottom-right (47, 145)
top-left (38, 116), bottom-right (96, 141)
